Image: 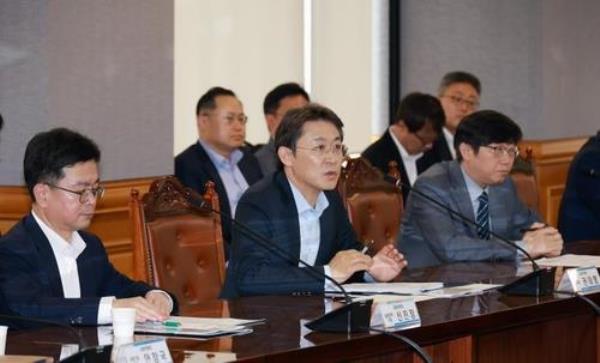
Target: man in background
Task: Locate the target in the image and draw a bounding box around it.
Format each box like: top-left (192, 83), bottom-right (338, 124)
top-left (426, 71), bottom-right (481, 162)
top-left (399, 110), bottom-right (563, 268)
top-left (175, 87), bottom-right (263, 253)
top-left (362, 92), bottom-right (445, 202)
top-left (558, 131), bottom-right (600, 242)
top-left (222, 104), bottom-right (406, 297)
top-left (255, 83), bottom-right (310, 175)
top-left (0, 128), bottom-right (174, 326)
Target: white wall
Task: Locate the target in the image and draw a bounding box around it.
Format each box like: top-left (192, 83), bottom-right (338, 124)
top-left (174, 0), bottom-right (383, 155)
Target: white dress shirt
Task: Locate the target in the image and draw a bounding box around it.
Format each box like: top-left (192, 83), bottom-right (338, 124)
top-left (443, 127), bottom-right (457, 159)
top-left (32, 211), bottom-right (115, 324)
top-left (389, 130), bottom-right (422, 185)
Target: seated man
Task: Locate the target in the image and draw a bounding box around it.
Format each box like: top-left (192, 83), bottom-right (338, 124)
top-left (558, 131), bottom-right (600, 242)
top-left (221, 104), bottom-right (407, 298)
top-left (255, 82), bottom-right (310, 176)
top-left (399, 110), bottom-right (563, 268)
top-left (362, 92), bottom-right (445, 202)
top-left (0, 128), bottom-right (175, 326)
top-left (175, 87), bottom-right (263, 253)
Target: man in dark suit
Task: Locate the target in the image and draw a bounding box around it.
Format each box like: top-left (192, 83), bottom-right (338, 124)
top-left (362, 92), bottom-right (445, 202)
top-left (175, 87), bottom-right (263, 253)
top-left (255, 82), bottom-right (310, 176)
top-left (425, 71), bottom-right (481, 163)
top-left (222, 104), bottom-right (406, 298)
top-left (0, 128), bottom-right (175, 326)
top-left (558, 131), bottom-right (600, 242)
top-left (399, 111), bottom-right (563, 268)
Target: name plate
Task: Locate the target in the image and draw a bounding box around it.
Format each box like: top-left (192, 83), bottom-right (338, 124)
top-left (558, 266), bottom-right (600, 293)
top-left (370, 298), bottom-right (420, 330)
top-left (113, 338), bottom-right (173, 363)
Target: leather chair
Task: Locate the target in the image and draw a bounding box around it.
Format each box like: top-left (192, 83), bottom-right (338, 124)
top-left (337, 157), bottom-right (404, 253)
top-left (510, 147), bottom-right (540, 212)
top-left (130, 176), bottom-right (226, 305)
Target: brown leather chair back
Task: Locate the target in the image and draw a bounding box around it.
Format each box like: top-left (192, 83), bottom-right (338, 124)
top-left (337, 157), bottom-right (404, 253)
top-left (510, 148), bottom-right (540, 212)
top-left (130, 176), bottom-right (225, 305)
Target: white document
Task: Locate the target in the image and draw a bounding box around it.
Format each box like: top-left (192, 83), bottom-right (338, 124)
top-left (535, 254), bottom-right (600, 268)
top-left (342, 282), bottom-right (444, 295)
top-left (135, 316), bottom-right (264, 337)
top-left (421, 283), bottom-right (501, 298)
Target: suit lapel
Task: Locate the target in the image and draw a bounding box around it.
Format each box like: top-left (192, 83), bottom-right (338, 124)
top-left (194, 143), bottom-right (231, 216)
top-left (447, 162), bottom-right (479, 237)
top-left (275, 173), bottom-right (302, 260)
top-left (24, 214), bottom-right (65, 297)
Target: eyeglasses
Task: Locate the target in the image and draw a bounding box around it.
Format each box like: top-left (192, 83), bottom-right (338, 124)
top-left (442, 95), bottom-right (479, 110)
top-left (481, 145), bottom-right (520, 159)
top-left (47, 183), bottom-right (105, 203)
top-left (295, 143), bottom-right (348, 158)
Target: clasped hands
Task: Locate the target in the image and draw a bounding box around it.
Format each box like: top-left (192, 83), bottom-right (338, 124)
top-left (329, 244), bottom-right (407, 283)
top-left (112, 290), bottom-right (172, 322)
top-left (523, 222), bottom-right (564, 258)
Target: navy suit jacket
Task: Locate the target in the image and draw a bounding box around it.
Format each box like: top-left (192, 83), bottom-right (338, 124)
top-left (0, 214), bottom-right (163, 326)
top-left (558, 132), bottom-right (600, 242)
top-left (362, 130), bottom-right (437, 203)
top-left (221, 171), bottom-right (363, 298)
top-left (174, 142), bottom-right (263, 252)
top-left (424, 133), bottom-right (453, 164)
top-left (398, 161), bottom-right (539, 268)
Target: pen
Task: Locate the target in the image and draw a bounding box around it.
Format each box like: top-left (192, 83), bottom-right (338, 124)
top-left (361, 240), bottom-right (375, 254)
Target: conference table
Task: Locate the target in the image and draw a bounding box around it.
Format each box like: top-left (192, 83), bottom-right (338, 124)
top-left (5, 241), bottom-right (600, 362)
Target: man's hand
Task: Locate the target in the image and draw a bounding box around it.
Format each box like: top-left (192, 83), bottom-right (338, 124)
top-left (112, 295), bottom-right (169, 322)
top-left (329, 249), bottom-right (373, 283)
top-left (145, 291), bottom-right (172, 317)
top-left (523, 223), bottom-right (564, 258)
top-left (368, 244), bottom-right (407, 282)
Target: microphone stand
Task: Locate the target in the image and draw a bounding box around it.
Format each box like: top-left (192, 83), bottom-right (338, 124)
top-left (186, 191), bottom-right (433, 363)
top-left (396, 178), bottom-right (555, 296)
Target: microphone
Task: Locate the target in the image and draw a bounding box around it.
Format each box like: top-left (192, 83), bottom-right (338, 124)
top-left (0, 312), bottom-right (112, 362)
top-left (184, 193), bottom-right (371, 333)
top-left (394, 175), bottom-right (555, 296)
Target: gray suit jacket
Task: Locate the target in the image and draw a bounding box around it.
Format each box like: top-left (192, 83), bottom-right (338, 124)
top-left (398, 161), bottom-right (538, 268)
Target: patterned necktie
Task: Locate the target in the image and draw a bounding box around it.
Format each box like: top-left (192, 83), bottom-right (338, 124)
top-left (476, 191), bottom-right (491, 240)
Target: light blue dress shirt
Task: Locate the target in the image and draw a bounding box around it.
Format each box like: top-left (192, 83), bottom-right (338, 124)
top-left (199, 140), bottom-right (249, 217)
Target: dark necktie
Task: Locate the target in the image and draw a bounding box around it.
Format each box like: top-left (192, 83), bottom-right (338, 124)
top-left (476, 191), bottom-right (490, 240)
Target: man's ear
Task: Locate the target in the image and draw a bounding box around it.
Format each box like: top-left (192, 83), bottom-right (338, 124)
top-left (458, 143), bottom-right (474, 161)
top-left (277, 146), bottom-right (294, 167)
top-left (265, 114), bottom-right (277, 136)
top-left (33, 183), bottom-right (50, 208)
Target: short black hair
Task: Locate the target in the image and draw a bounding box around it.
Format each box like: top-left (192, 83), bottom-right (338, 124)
top-left (454, 110), bottom-right (522, 161)
top-left (263, 83), bottom-right (310, 115)
top-left (24, 128), bottom-right (100, 200)
top-left (0, 112), bottom-right (3, 130)
top-left (275, 103), bottom-right (343, 155)
top-left (394, 92), bottom-right (445, 134)
top-left (195, 87), bottom-right (236, 116)
top-left (438, 71), bottom-right (481, 96)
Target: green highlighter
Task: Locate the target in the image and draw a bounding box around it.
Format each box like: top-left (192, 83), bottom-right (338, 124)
top-left (162, 320), bottom-right (181, 328)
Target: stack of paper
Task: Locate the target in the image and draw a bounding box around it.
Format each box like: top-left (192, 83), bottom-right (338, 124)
top-left (134, 316), bottom-right (264, 338)
top-left (342, 282), bottom-right (444, 295)
top-left (535, 254), bottom-right (600, 268)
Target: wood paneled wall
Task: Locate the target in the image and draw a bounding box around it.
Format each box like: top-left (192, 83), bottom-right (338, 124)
top-left (0, 177), bottom-right (157, 278)
top-left (519, 137), bottom-right (588, 226)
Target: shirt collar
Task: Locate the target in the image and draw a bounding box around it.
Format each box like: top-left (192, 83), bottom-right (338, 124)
top-left (288, 179), bottom-right (329, 217)
top-left (460, 165), bottom-right (487, 204)
top-left (31, 210), bottom-right (86, 257)
top-left (198, 139), bottom-right (243, 168)
top-left (389, 128), bottom-right (423, 161)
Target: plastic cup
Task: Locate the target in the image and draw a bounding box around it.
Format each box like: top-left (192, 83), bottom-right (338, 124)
top-left (111, 308), bottom-right (136, 337)
top-left (0, 325), bottom-right (8, 355)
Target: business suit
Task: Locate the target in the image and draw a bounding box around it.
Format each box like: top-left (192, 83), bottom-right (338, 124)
top-left (221, 171), bottom-right (363, 298)
top-left (0, 214), bottom-right (158, 326)
top-left (398, 161), bottom-right (538, 268)
top-left (175, 142), bottom-right (263, 251)
top-left (558, 131), bottom-right (600, 242)
top-left (254, 138), bottom-right (279, 176)
top-left (362, 130), bottom-right (436, 202)
top-left (425, 132), bottom-right (453, 164)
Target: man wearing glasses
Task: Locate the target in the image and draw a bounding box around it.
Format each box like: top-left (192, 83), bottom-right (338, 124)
top-left (0, 128), bottom-right (175, 326)
top-left (362, 92), bottom-right (445, 203)
top-left (175, 87), bottom-right (263, 256)
top-left (398, 111), bottom-right (563, 268)
top-left (427, 71), bottom-right (481, 162)
top-left (221, 104), bottom-right (406, 297)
